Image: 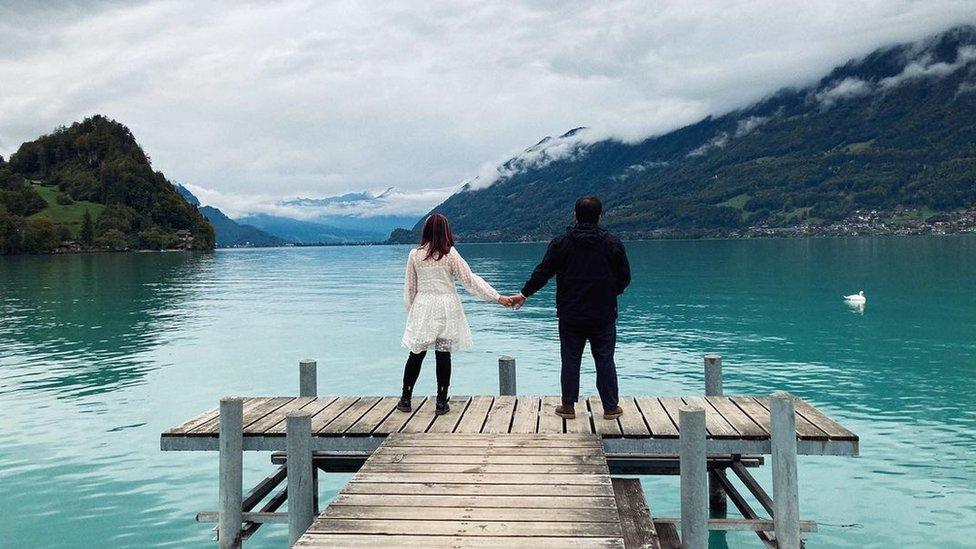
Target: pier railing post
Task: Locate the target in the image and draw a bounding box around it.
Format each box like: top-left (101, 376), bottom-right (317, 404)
top-left (498, 356), bottom-right (516, 396)
top-left (298, 359), bottom-right (319, 511)
top-left (218, 397), bottom-right (243, 549)
top-left (679, 406), bottom-right (708, 549)
top-left (287, 411), bottom-right (315, 545)
top-left (704, 354), bottom-right (727, 514)
top-left (299, 359), bottom-right (317, 397)
top-left (771, 392), bottom-right (801, 549)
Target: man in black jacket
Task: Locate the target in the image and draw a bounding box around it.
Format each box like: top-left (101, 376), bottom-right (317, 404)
top-left (509, 196), bottom-right (631, 420)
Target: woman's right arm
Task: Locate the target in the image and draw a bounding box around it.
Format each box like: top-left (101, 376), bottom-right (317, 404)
top-left (404, 249), bottom-right (418, 310)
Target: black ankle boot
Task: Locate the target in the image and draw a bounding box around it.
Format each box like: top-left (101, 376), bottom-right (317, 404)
top-left (397, 386), bottom-right (412, 413)
top-left (435, 386), bottom-right (450, 415)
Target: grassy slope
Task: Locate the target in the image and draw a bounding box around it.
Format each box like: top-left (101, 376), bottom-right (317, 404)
top-left (29, 184), bottom-right (105, 236)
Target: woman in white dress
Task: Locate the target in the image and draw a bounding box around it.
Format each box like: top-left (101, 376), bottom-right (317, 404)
top-left (399, 214), bottom-right (511, 415)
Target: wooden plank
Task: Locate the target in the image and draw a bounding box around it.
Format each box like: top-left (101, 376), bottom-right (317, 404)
top-left (351, 472), bottom-right (610, 485)
top-left (346, 396), bottom-right (399, 435)
top-left (510, 396), bottom-right (541, 434)
top-left (320, 397), bottom-right (382, 434)
top-left (566, 399), bottom-right (594, 434)
top-left (308, 519), bottom-right (623, 537)
top-left (340, 482), bottom-right (615, 497)
top-left (367, 453), bottom-right (603, 465)
top-left (296, 535), bottom-right (625, 548)
top-left (616, 397), bottom-right (650, 437)
top-left (362, 463), bottom-right (609, 474)
top-left (453, 396), bottom-right (493, 434)
top-left (612, 478), bottom-right (660, 549)
top-left (310, 396), bottom-right (361, 433)
top-left (654, 522), bottom-right (680, 549)
top-left (330, 494), bottom-right (619, 508)
top-left (399, 397), bottom-right (438, 433)
top-left (682, 396), bottom-right (739, 439)
top-left (633, 397), bottom-right (678, 438)
top-left (538, 396), bottom-right (565, 434)
top-left (481, 395), bottom-right (515, 433)
top-left (245, 396), bottom-right (322, 435)
top-left (376, 446), bottom-right (605, 456)
top-left (792, 398), bottom-right (858, 441)
top-left (754, 396), bottom-right (828, 440)
top-left (651, 398), bottom-right (685, 438)
top-left (704, 396), bottom-right (768, 439)
top-left (729, 396), bottom-right (772, 433)
top-left (321, 505), bottom-right (621, 523)
top-left (589, 396), bottom-right (622, 436)
top-left (188, 397), bottom-right (288, 435)
top-left (163, 407), bottom-right (218, 435)
top-left (379, 437), bottom-right (601, 447)
top-left (374, 397), bottom-right (428, 434)
top-left (425, 396), bottom-right (471, 433)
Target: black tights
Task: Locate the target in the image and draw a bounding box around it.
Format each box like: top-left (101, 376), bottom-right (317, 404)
top-left (402, 350), bottom-right (451, 395)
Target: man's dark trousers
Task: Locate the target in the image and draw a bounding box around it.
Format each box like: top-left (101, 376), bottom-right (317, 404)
top-left (558, 318), bottom-right (619, 412)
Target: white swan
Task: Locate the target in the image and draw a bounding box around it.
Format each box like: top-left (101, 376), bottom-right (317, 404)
top-left (844, 290), bottom-right (866, 303)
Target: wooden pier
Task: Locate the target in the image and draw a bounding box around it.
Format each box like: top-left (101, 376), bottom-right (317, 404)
top-left (162, 356), bottom-right (859, 548)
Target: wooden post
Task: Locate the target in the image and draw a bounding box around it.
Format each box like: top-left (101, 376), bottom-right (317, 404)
top-left (771, 392), bottom-right (801, 549)
top-left (679, 406), bottom-right (707, 549)
top-left (498, 356), bottom-right (517, 396)
top-left (704, 354), bottom-right (727, 514)
top-left (298, 359), bottom-right (318, 511)
top-left (218, 397), bottom-right (243, 549)
top-left (287, 411), bottom-right (315, 545)
top-left (299, 359), bottom-right (317, 397)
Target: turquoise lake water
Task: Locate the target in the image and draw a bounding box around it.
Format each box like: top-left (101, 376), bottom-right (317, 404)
top-left (1, 236), bottom-right (974, 547)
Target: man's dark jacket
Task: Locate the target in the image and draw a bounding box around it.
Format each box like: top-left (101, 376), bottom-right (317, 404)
top-left (520, 223), bottom-right (631, 324)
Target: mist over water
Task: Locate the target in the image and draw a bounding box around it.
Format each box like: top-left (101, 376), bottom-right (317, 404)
top-left (2, 236), bottom-right (974, 547)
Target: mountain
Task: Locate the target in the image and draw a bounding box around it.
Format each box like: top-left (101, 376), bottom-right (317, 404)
top-left (173, 182), bottom-right (286, 248)
top-left (199, 206), bottom-right (287, 248)
top-left (393, 26), bottom-right (976, 242)
top-left (277, 187), bottom-right (420, 236)
top-left (1, 115), bottom-right (213, 253)
top-left (236, 213), bottom-right (383, 244)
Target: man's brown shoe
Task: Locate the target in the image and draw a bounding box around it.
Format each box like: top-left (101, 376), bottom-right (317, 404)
top-left (603, 406), bottom-right (623, 420)
top-left (555, 403), bottom-right (576, 419)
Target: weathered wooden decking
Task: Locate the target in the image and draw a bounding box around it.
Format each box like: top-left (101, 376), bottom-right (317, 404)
top-left (295, 433), bottom-right (631, 548)
top-left (161, 395), bottom-right (859, 456)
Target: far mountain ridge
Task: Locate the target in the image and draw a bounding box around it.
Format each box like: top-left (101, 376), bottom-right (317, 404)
top-left (393, 25), bottom-right (976, 242)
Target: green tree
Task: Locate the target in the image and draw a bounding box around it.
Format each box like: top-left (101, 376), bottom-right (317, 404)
top-left (0, 206), bottom-right (23, 254)
top-left (81, 209), bottom-right (94, 246)
top-left (22, 217), bottom-right (60, 252)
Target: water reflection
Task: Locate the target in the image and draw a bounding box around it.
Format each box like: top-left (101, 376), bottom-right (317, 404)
top-left (0, 252), bottom-right (214, 398)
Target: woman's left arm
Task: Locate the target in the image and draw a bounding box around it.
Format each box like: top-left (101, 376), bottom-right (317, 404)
top-left (450, 250), bottom-right (501, 303)
top-left (404, 249), bottom-right (418, 310)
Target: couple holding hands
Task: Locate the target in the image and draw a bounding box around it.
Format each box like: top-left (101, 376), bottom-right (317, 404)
top-left (399, 196), bottom-right (631, 421)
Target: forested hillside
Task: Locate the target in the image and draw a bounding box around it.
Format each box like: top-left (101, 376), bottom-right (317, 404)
top-left (394, 26), bottom-right (976, 242)
top-left (0, 116), bottom-right (213, 254)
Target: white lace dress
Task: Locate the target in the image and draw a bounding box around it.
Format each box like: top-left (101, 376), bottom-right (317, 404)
top-left (402, 246), bottom-right (500, 354)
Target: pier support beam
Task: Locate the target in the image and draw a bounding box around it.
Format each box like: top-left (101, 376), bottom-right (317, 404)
top-left (498, 356), bottom-right (517, 396)
top-left (704, 354), bottom-right (728, 515)
top-left (298, 359), bottom-right (319, 512)
top-left (218, 397), bottom-right (243, 549)
top-left (299, 359), bottom-right (317, 397)
top-left (286, 412), bottom-right (315, 545)
top-left (771, 392), bottom-right (802, 549)
top-left (679, 406), bottom-right (707, 549)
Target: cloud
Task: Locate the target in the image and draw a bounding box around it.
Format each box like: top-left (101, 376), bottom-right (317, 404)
top-left (1, 1), bottom-right (974, 207)
top-left (183, 182), bottom-right (455, 220)
top-left (879, 45), bottom-right (976, 88)
top-left (815, 77), bottom-right (874, 107)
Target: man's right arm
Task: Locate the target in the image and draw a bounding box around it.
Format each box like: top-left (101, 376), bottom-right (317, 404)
top-left (520, 237), bottom-right (561, 297)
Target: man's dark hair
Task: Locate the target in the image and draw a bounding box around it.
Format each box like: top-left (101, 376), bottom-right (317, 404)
top-left (575, 196), bottom-right (602, 224)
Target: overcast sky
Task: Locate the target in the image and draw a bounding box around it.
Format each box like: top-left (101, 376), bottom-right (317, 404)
top-left (1, 1), bottom-right (974, 216)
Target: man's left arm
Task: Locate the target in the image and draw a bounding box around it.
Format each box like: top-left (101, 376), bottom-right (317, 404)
top-left (612, 240), bottom-right (631, 295)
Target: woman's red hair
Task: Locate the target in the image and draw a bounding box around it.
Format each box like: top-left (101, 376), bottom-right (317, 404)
top-left (419, 213), bottom-right (454, 260)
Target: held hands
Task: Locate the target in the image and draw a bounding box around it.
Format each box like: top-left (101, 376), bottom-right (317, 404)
top-left (497, 294), bottom-right (526, 310)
